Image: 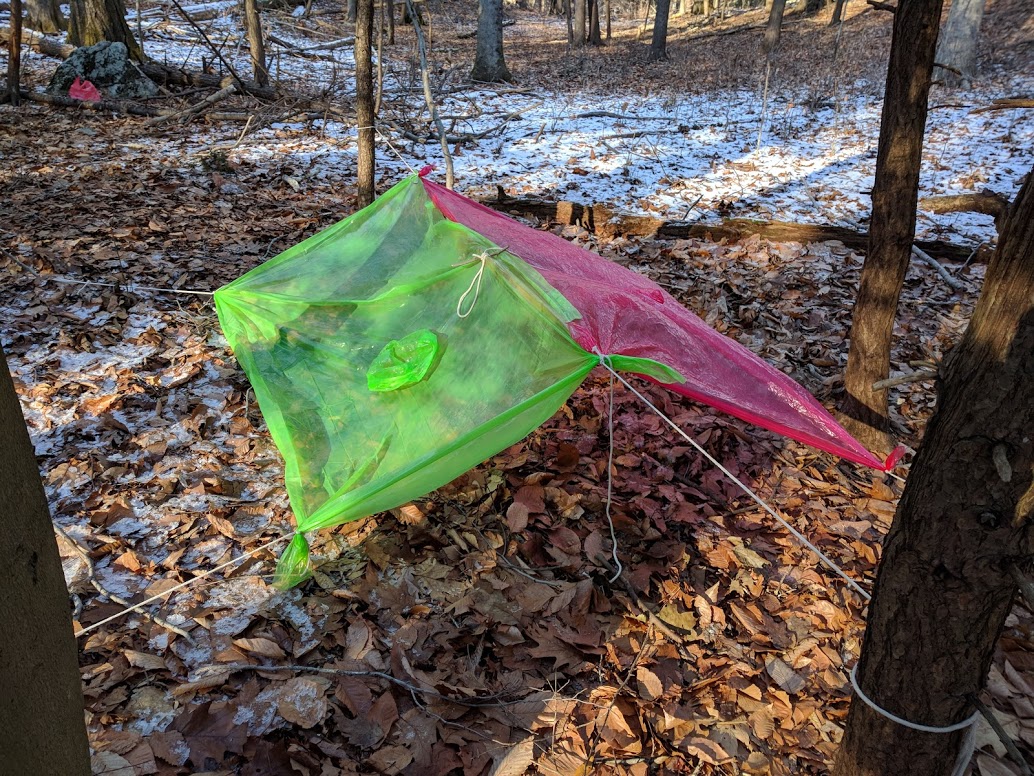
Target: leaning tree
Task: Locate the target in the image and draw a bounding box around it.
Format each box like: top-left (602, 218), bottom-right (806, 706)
top-left (834, 157), bottom-right (1034, 776)
top-left (840, 0), bottom-right (944, 451)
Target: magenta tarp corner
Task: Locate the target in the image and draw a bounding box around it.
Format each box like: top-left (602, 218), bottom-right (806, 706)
top-left (422, 176), bottom-right (900, 472)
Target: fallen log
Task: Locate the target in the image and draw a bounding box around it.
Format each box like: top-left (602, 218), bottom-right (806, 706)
top-left (18, 89), bottom-right (160, 116)
top-left (918, 190), bottom-right (1010, 230)
top-left (0, 25), bottom-right (76, 58)
top-left (485, 196), bottom-right (990, 263)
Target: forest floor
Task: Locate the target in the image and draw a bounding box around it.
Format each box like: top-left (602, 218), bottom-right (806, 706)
top-left (1, 0), bottom-right (1034, 774)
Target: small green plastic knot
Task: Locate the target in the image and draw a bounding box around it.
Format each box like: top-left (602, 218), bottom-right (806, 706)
top-left (367, 329), bottom-right (441, 392)
top-left (273, 533), bottom-right (312, 589)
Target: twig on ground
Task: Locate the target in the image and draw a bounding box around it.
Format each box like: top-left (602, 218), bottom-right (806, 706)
top-left (871, 369), bottom-right (938, 391)
top-left (911, 245), bottom-right (965, 290)
top-left (54, 523), bottom-right (196, 644)
top-left (965, 693), bottom-right (1033, 776)
top-left (144, 82), bottom-right (238, 125)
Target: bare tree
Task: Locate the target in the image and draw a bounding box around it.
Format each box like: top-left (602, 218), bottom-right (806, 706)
top-left (0, 343), bottom-right (92, 775)
top-left (355, 0), bottom-right (375, 207)
top-left (935, 0), bottom-right (986, 87)
top-left (840, 0), bottom-right (944, 451)
top-left (834, 161), bottom-right (1034, 776)
top-left (573, 0), bottom-right (586, 46)
top-left (647, 0), bottom-right (671, 61)
top-left (243, 0), bottom-right (268, 87)
top-left (471, 0), bottom-right (513, 83)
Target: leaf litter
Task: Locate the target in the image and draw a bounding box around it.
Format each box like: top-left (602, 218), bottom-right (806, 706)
top-left (1, 0), bottom-right (1033, 774)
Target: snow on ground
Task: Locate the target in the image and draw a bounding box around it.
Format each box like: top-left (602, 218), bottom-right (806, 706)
top-left (9, 7), bottom-right (1032, 247)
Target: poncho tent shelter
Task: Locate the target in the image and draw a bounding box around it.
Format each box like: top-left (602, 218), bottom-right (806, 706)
top-left (214, 170), bottom-right (899, 588)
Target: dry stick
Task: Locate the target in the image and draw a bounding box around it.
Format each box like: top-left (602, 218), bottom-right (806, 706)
top-left (54, 523), bottom-right (196, 644)
top-left (871, 368), bottom-right (937, 391)
top-left (911, 245), bottom-right (964, 290)
top-left (756, 59), bottom-right (772, 151)
top-left (965, 693), bottom-right (1033, 776)
top-left (166, 0), bottom-right (249, 94)
top-left (405, 0), bottom-right (453, 188)
top-left (144, 82), bottom-right (238, 126)
top-left (208, 663), bottom-right (534, 707)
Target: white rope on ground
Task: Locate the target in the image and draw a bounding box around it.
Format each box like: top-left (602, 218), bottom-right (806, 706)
top-left (597, 358), bottom-right (872, 601)
top-left (73, 534), bottom-right (290, 639)
top-left (48, 276), bottom-right (215, 297)
top-left (850, 665), bottom-right (981, 776)
top-left (603, 364), bottom-right (622, 582)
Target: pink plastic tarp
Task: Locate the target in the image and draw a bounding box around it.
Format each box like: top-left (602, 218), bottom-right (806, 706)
top-left (422, 175), bottom-right (900, 471)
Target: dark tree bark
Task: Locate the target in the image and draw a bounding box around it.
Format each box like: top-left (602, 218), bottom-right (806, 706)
top-left (471, 0), bottom-right (513, 83)
top-left (761, 0), bottom-right (786, 58)
top-left (587, 0), bottom-right (602, 45)
top-left (385, 0), bottom-right (395, 44)
top-left (26, 0), bottom-right (66, 33)
top-left (6, 0), bottom-right (21, 106)
top-left (840, 0), bottom-right (943, 452)
top-left (804, 0), bottom-right (827, 14)
top-left (934, 0), bottom-right (985, 87)
top-left (573, 0), bottom-right (586, 46)
top-left (0, 343), bottom-right (91, 775)
top-left (68, 0), bottom-right (142, 60)
top-left (834, 164), bottom-right (1034, 776)
top-left (830, 0), bottom-right (847, 25)
top-left (243, 0), bottom-right (268, 87)
top-left (605, 0), bottom-right (611, 39)
top-left (355, 0), bottom-right (374, 208)
top-left (648, 0), bottom-right (671, 60)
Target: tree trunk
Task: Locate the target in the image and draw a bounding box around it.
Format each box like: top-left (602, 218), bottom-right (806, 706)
top-left (68, 0), bottom-right (142, 60)
top-left (830, 0), bottom-right (847, 26)
top-left (834, 163), bottom-right (1034, 776)
top-left (934, 0), bottom-right (985, 88)
top-left (761, 0), bottom-right (786, 58)
top-left (0, 343), bottom-right (92, 776)
top-left (648, 0), bottom-right (671, 60)
top-left (386, 0), bottom-right (394, 44)
top-left (243, 0), bottom-right (267, 87)
top-left (25, 0), bottom-right (66, 33)
top-left (355, 0), bottom-right (374, 208)
top-left (573, 0), bottom-right (586, 46)
top-left (471, 0), bottom-right (513, 82)
top-left (6, 0), bottom-right (21, 106)
top-left (605, 0), bottom-right (611, 39)
top-left (347, 0), bottom-right (356, 23)
top-left (587, 0), bottom-right (602, 45)
top-left (804, 0), bottom-right (827, 14)
top-left (840, 0), bottom-right (943, 452)
top-left (564, 0), bottom-right (573, 43)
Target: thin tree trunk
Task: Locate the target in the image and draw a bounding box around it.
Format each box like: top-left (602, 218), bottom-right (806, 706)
top-left (834, 163), bottom-right (1034, 776)
top-left (934, 0), bottom-right (985, 87)
top-left (587, 0), bottom-right (602, 45)
top-left (830, 0), bottom-right (847, 26)
top-left (386, 0), bottom-right (394, 44)
top-left (573, 0), bottom-right (586, 46)
top-left (471, 0), bottom-right (513, 82)
top-left (565, 0), bottom-right (573, 44)
top-left (761, 0), bottom-right (786, 57)
top-left (243, 0), bottom-right (267, 87)
top-left (605, 0), bottom-right (611, 39)
top-left (647, 0), bottom-right (670, 60)
top-left (355, 0), bottom-right (374, 208)
top-left (840, 0), bottom-right (943, 452)
top-left (7, 0), bottom-right (21, 106)
top-left (0, 343), bottom-right (92, 775)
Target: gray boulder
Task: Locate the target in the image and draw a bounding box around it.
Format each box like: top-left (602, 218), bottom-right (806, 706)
top-left (47, 41), bottom-right (158, 99)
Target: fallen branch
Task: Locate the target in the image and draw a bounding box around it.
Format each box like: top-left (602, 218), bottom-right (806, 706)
top-left (144, 82), bottom-right (236, 125)
top-left (970, 98), bottom-right (1034, 114)
top-left (54, 523), bottom-right (195, 644)
top-left (872, 369), bottom-right (937, 391)
top-left (0, 24), bottom-right (76, 58)
top-left (911, 245), bottom-right (965, 290)
top-left (919, 190), bottom-right (1010, 227)
top-left (18, 89), bottom-right (160, 116)
top-left (485, 195), bottom-right (988, 263)
top-left (140, 62), bottom-right (276, 99)
top-left (866, 0), bottom-right (896, 12)
top-left (205, 663), bottom-right (533, 707)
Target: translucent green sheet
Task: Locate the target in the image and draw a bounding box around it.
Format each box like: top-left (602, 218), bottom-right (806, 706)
top-left (215, 177), bottom-right (679, 587)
